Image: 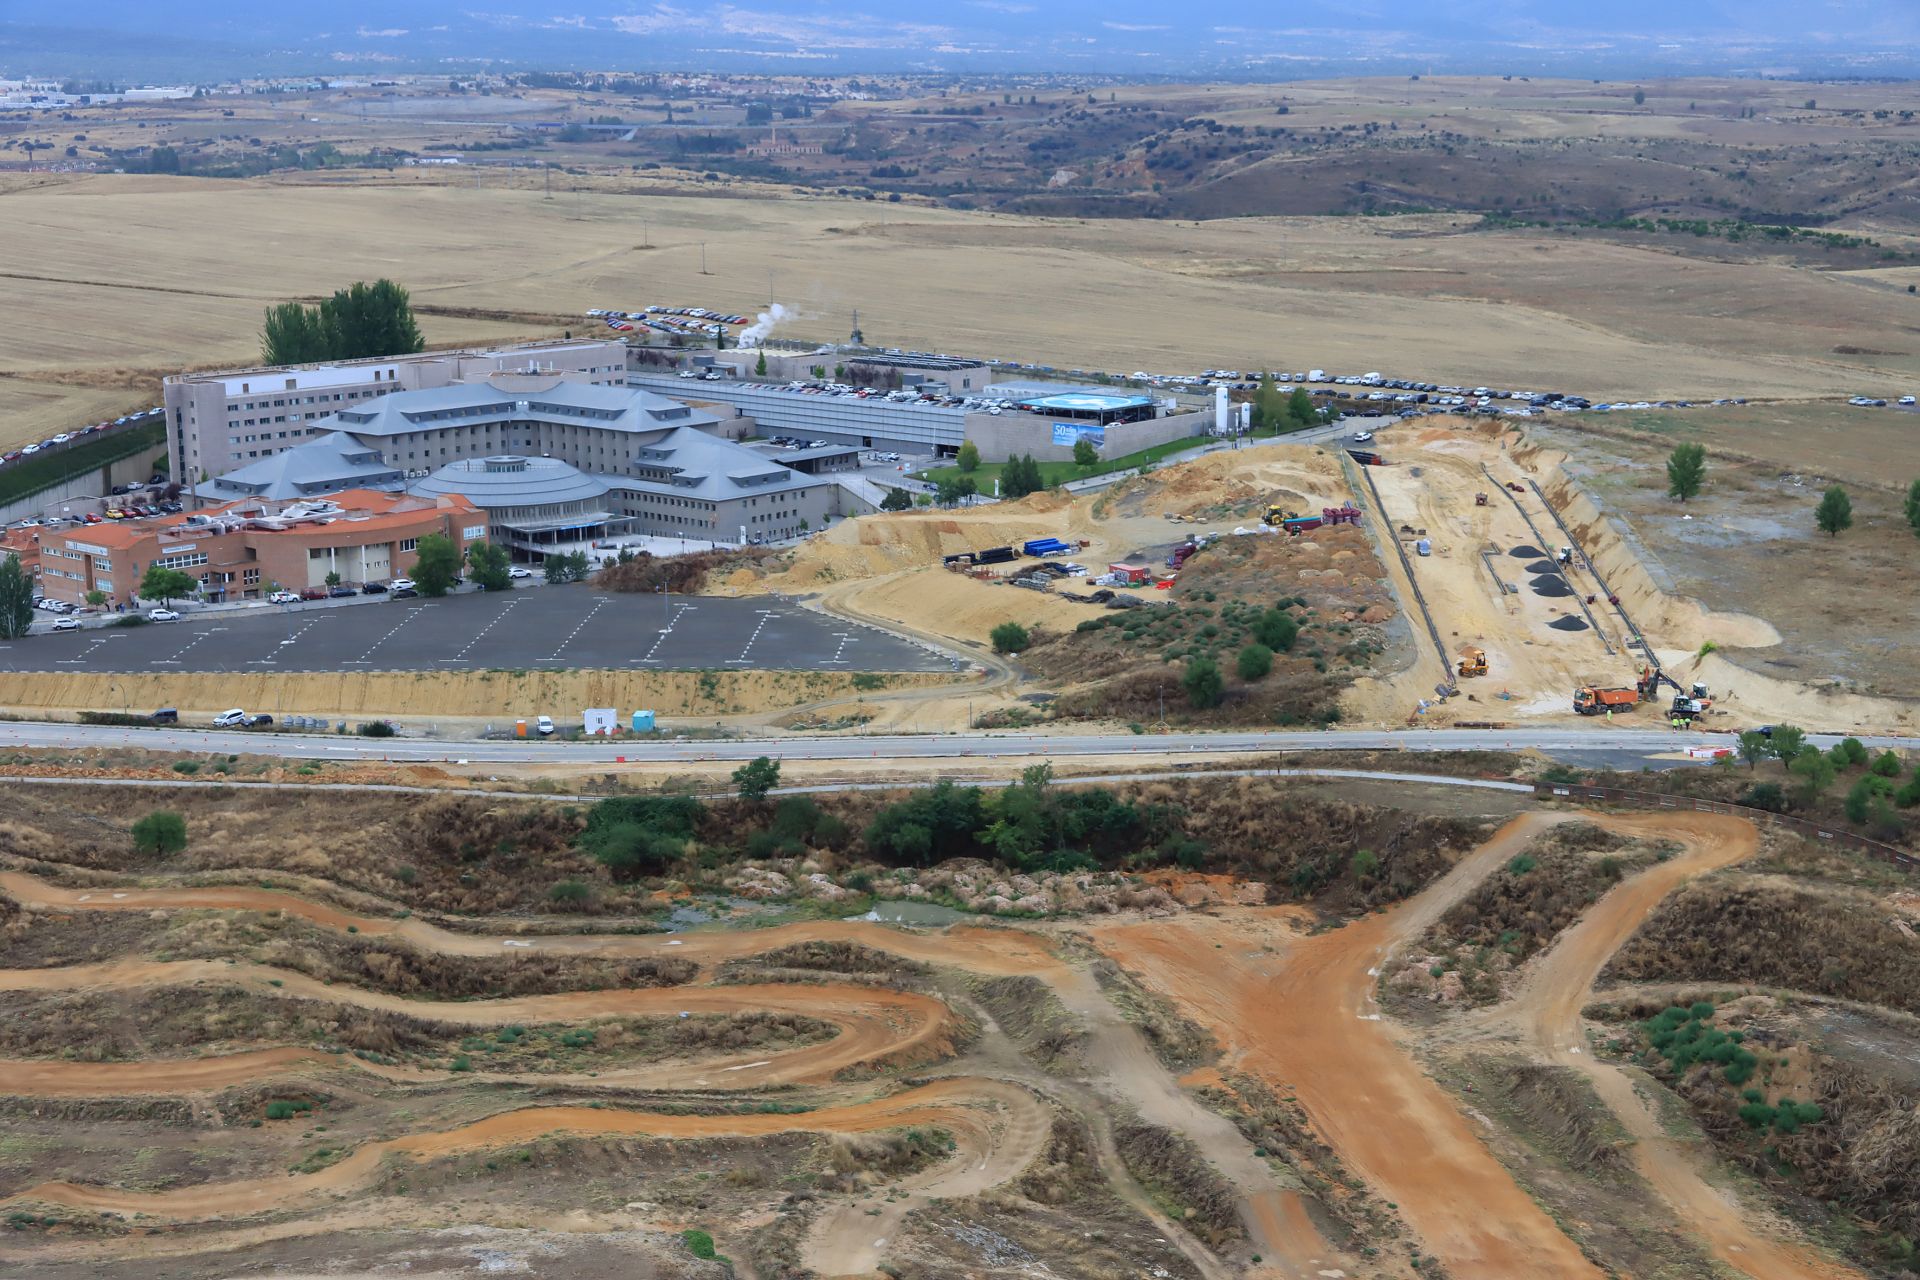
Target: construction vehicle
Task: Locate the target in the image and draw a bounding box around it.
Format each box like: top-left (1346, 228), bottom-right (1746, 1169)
top-left (1670, 682), bottom-right (1715, 721)
top-left (1457, 647), bottom-right (1488, 678)
top-left (1262, 505), bottom-right (1298, 528)
top-left (1475, 492), bottom-right (1489, 507)
top-left (1573, 685), bottom-right (1641, 716)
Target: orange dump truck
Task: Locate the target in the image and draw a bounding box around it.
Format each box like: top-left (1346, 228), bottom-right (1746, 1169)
top-left (1573, 685), bottom-right (1640, 716)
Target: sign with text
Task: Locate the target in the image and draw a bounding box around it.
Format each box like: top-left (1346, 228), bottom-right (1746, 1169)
top-left (1050, 423), bottom-right (1105, 449)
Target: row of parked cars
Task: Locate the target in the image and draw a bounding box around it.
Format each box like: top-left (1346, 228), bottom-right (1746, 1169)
top-left (0, 407), bottom-right (164, 469)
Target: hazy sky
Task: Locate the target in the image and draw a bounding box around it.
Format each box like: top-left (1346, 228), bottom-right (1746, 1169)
top-left (7, 1), bottom-right (1920, 79)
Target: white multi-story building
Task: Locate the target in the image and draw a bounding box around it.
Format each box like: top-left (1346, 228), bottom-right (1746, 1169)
top-left (162, 339), bottom-right (628, 483)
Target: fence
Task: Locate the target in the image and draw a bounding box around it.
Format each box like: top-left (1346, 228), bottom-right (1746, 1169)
top-left (1534, 782), bottom-right (1917, 871)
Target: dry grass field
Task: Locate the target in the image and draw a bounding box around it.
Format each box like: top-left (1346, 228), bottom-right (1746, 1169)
top-left (4, 165), bottom-right (1920, 452)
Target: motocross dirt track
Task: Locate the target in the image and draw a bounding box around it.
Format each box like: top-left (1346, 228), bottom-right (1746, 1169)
top-left (1487, 811), bottom-right (1863, 1280)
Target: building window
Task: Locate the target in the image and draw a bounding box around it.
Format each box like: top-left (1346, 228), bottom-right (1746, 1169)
top-left (399, 538), bottom-right (417, 553)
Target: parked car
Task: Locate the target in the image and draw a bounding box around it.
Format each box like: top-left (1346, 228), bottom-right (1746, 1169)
top-left (387, 578), bottom-right (414, 591)
top-left (51, 617), bottom-right (80, 632)
top-left (361, 581), bottom-right (388, 594)
top-left (147, 608), bottom-right (180, 622)
top-left (267, 590), bottom-right (300, 604)
top-left (535, 714), bottom-right (556, 737)
top-left (390, 586), bottom-right (418, 599)
top-left (299, 587), bottom-right (328, 600)
top-left (251, 713), bottom-right (273, 726)
top-left (508, 566), bottom-right (533, 579)
top-left (327, 585), bottom-right (356, 598)
top-left (213, 708), bottom-right (250, 727)
top-left (150, 708), bottom-right (178, 724)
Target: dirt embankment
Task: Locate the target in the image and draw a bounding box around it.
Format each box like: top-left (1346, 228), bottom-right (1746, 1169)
top-left (0, 669), bottom-right (964, 722)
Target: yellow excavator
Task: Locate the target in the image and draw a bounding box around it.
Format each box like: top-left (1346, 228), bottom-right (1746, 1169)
top-left (1457, 646), bottom-right (1489, 678)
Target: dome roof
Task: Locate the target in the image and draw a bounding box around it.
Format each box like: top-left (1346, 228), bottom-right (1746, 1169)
top-left (409, 455), bottom-right (610, 509)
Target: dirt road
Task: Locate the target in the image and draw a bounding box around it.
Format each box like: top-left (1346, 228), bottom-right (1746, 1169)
top-left (0, 958), bottom-right (956, 1090)
top-left (2, 1075), bottom-right (1045, 1231)
top-left (0, 870), bottom-right (1055, 976)
top-left (1490, 811), bottom-right (1864, 1280)
top-left (1094, 813), bottom-right (1605, 1277)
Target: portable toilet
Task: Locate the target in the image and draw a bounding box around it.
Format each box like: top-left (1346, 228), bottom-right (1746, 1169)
top-left (631, 709), bottom-right (657, 733)
top-left (1416, 538), bottom-right (1432, 557)
top-left (514, 718), bottom-right (528, 738)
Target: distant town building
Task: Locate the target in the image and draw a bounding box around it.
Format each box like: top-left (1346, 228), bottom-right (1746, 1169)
top-left (747, 126), bottom-right (822, 157)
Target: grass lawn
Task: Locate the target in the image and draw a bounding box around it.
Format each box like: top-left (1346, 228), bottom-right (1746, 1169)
top-left (0, 422), bottom-right (166, 507)
top-left (920, 435), bottom-right (1215, 491)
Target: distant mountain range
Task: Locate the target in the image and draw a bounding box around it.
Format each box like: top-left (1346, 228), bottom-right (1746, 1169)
top-left (7, 1), bottom-right (1920, 81)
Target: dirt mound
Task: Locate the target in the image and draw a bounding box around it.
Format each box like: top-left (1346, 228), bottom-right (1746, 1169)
top-left (744, 492), bottom-right (1079, 592)
top-left (1101, 446), bottom-right (1345, 520)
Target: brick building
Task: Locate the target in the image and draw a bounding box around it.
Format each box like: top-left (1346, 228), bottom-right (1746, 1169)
top-left (34, 490), bottom-right (483, 608)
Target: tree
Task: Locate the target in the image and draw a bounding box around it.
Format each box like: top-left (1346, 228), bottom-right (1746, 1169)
top-left (131, 810), bottom-right (187, 855)
top-left (1237, 642), bottom-right (1273, 681)
top-left (990, 621), bottom-right (1030, 654)
top-left (955, 441), bottom-right (980, 473)
top-left (1905, 478), bottom-right (1920, 540)
top-left (1001, 454), bottom-right (1044, 499)
top-left (1286, 386), bottom-right (1317, 428)
top-left (411, 532), bottom-right (460, 597)
top-left (148, 145), bottom-right (181, 174)
top-left (732, 755), bottom-right (781, 803)
top-left (1666, 443), bottom-right (1706, 502)
top-left (1252, 607), bottom-right (1299, 652)
top-left (1735, 730), bottom-right (1773, 771)
top-left (879, 486), bottom-right (913, 512)
top-left (0, 554), bottom-right (34, 640)
top-left (317, 279), bottom-right (424, 362)
top-left (260, 300), bottom-right (330, 366)
top-left (544, 554), bottom-right (571, 585)
top-left (1633, 88), bottom-right (1646, 105)
top-left (465, 541), bottom-right (512, 592)
top-left (754, 349), bottom-right (768, 377)
top-left (1253, 375), bottom-right (1284, 430)
top-left (1872, 750), bottom-right (1904, 778)
top-left (139, 565), bottom-right (195, 606)
top-left (1072, 436), bottom-right (1099, 469)
top-left (1789, 747), bottom-right (1836, 807)
top-left (1815, 484), bottom-right (1852, 538)
top-left (568, 551), bottom-right (590, 581)
top-left (1183, 656), bottom-right (1225, 709)
top-left (1768, 724), bottom-right (1806, 760)
top-left (935, 475), bottom-right (977, 507)
top-left (324, 570), bottom-right (341, 588)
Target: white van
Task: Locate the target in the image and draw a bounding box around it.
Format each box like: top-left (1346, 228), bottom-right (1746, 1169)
top-left (214, 708), bottom-right (249, 727)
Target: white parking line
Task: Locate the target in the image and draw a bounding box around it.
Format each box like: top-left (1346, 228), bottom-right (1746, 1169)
top-left (545, 596), bottom-right (613, 661)
top-left (636, 602), bottom-right (696, 664)
top-left (356, 607), bottom-right (426, 663)
top-left (824, 632), bottom-right (857, 665)
top-left (730, 608), bottom-right (777, 666)
top-left (448, 596), bottom-right (522, 662)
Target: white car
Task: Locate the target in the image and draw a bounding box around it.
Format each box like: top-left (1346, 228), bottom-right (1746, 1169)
top-left (508, 566), bottom-right (533, 579)
top-left (387, 578), bottom-right (414, 592)
top-left (147, 608), bottom-right (180, 622)
top-left (1901, 396), bottom-right (1917, 406)
top-left (1351, 431), bottom-right (1375, 443)
top-left (51, 617), bottom-right (80, 632)
top-left (213, 708), bottom-right (250, 727)
top-left (535, 714), bottom-right (556, 737)
top-left (267, 590), bottom-right (300, 604)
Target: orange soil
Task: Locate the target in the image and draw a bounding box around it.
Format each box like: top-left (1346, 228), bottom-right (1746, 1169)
top-left (1092, 814), bottom-right (1604, 1278)
top-left (3, 1076), bottom-right (1042, 1225)
top-left (1493, 811), bottom-right (1864, 1280)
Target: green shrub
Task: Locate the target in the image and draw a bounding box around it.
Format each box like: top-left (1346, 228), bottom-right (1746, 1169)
top-left (1236, 642), bottom-right (1274, 681)
top-left (1872, 751), bottom-right (1904, 778)
top-left (170, 761), bottom-right (201, 775)
top-left (357, 720), bottom-right (397, 737)
top-left (548, 880), bottom-right (592, 903)
top-left (1506, 854), bottom-right (1537, 875)
top-left (990, 621), bottom-right (1031, 654)
top-left (1738, 782), bottom-right (1787, 812)
top-left (682, 1229), bottom-right (718, 1260)
top-left (131, 810), bottom-right (187, 855)
top-left (1182, 656), bottom-right (1224, 709)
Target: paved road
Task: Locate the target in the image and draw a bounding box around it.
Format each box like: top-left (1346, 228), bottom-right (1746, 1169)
top-left (2, 590), bottom-right (955, 674)
top-left (4, 722), bottom-right (1911, 766)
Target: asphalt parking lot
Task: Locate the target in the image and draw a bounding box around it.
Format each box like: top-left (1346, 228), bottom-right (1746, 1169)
top-left (1, 590), bottom-right (953, 674)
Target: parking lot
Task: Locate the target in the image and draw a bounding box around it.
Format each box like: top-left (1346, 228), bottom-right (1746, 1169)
top-left (0, 590), bottom-right (953, 674)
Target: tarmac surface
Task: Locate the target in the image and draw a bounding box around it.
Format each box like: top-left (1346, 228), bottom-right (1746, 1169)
top-left (2, 590), bottom-right (953, 674)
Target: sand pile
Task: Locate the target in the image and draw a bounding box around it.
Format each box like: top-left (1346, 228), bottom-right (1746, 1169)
top-left (747, 492), bottom-right (1081, 592)
top-left (1103, 446), bottom-right (1347, 519)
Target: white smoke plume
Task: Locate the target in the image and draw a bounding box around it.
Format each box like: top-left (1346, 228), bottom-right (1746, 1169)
top-left (738, 303), bottom-right (795, 348)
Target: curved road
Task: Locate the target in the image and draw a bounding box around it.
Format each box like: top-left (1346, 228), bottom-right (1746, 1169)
top-left (3, 721), bottom-right (1911, 766)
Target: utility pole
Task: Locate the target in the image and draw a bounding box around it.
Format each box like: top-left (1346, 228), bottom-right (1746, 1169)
top-left (700, 242), bottom-right (709, 275)
top-left (544, 161), bottom-right (552, 199)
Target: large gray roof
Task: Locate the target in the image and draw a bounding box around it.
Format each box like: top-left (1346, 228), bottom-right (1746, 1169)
top-left (193, 431), bottom-right (403, 502)
top-left (323, 375), bottom-right (722, 438)
top-left (409, 456), bottom-right (610, 509)
top-left (628, 426), bottom-right (829, 501)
